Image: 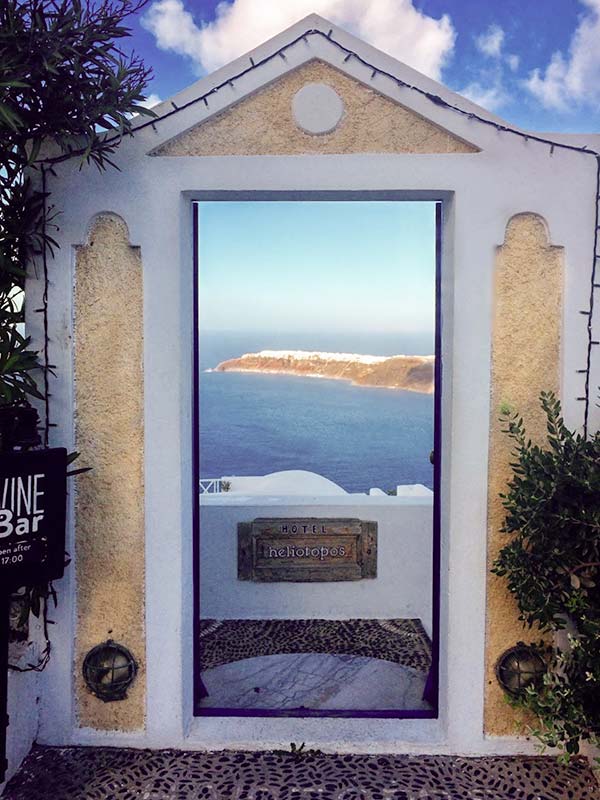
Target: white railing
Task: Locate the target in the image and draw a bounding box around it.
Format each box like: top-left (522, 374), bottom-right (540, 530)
top-left (199, 478), bottom-right (222, 495)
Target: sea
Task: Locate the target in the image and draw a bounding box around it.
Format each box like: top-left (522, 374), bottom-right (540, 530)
top-left (199, 331), bottom-right (435, 493)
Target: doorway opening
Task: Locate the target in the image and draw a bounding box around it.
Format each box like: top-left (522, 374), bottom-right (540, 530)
top-left (192, 199), bottom-right (442, 719)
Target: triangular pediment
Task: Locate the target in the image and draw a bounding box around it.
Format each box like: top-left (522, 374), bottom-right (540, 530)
top-left (152, 60), bottom-right (479, 157)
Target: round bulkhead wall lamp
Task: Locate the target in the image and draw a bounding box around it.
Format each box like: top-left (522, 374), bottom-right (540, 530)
top-left (82, 640), bottom-right (138, 702)
top-left (495, 642), bottom-right (547, 698)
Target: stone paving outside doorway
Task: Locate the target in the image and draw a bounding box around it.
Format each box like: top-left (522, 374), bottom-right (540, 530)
top-left (4, 745), bottom-right (599, 799)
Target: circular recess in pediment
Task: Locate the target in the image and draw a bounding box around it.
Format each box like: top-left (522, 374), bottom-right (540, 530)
top-left (292, 83), bottom-right (344, 134)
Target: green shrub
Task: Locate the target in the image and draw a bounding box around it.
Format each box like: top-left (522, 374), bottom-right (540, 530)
top-left (493, 391), bottom-right (600, 759)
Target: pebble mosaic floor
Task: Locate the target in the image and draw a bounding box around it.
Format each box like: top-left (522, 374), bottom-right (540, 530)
top-left (198, 619), bottom-right (432, 672)
top-left (4, 745), bottom-right (599, 800)
top-left (198, 618), bottom-right (433, 713)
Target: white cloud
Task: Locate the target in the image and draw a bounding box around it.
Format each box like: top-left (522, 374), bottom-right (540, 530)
top-left (465, 24), bottom-right (521, 112)
top-left (122, 91), bottom-right (161, 123)
top-left (474, 23), bottom-right (520, 76)
top-left (139, 93), bottom-right (162, 108)
top-left (506, 53), bottom-right (519, 72)
top-left (475, 24), bottom-right (504, 58)
top-left (142, 0), bottom-right (456, 81)
top-left (524, 0), bottom-right (600, 110)
top-left (460, 80), bottom-right (507, 112)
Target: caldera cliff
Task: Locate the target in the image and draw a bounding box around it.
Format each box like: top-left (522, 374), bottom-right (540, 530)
top-left (211, 350), bottom-right (434, 394)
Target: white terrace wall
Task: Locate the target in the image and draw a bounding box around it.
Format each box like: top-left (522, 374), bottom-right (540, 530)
top-left (200, 497), bottom-right (433, 634)
top-left (18, 13), bottom-right (600, 760)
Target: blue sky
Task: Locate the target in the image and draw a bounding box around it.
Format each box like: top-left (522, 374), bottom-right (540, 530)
top-left (198, 202), bottom-right (436, 335)
top-left (127, 0), bottom-right (600, 132)
top-left (129, 3), bottom-right (598, 341)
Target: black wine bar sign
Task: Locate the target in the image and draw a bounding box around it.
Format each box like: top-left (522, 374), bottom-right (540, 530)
top-left (0, 448), bottom-right (67, 590)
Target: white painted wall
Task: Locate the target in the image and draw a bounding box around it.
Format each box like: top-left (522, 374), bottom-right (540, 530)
top-left (200, 496), bottom-right (433, 636)
top-left (2, 654), bottom-right (39, 788)
top-left (19, 12), bottom-right (599, 759)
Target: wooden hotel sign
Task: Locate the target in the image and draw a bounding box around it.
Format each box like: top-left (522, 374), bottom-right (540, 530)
top-left (238, 518), bottom-right (377, 582)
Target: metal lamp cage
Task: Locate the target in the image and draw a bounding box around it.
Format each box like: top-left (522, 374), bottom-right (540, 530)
top-left (495, 642), bottom-right (547, 698)
top-left (82, 640), bottom-right (138, 703)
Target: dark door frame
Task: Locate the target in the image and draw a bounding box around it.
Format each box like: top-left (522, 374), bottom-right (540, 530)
top-left (191, 198), bottom-right (443, 719)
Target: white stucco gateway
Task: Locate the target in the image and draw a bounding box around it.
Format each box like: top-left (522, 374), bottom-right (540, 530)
top-left (7, 13), bottom-right (600, 778)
